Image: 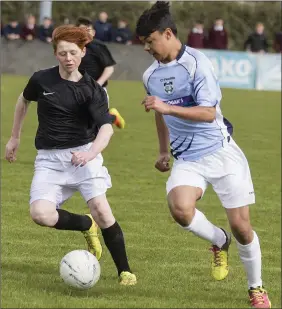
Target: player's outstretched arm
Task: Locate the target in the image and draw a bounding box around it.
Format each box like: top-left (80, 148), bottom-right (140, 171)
top-left (5, 93), bottom-right (30, 162)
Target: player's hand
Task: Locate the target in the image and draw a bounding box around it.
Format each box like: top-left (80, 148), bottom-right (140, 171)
top-left (142, 96), bottom-right (170, 114)
top-left (70, 151), bottom-right (96, 167)
top-left (5, 137), bottom-right (20, 163)
top-left (155, 153), bottom-right (170, 172)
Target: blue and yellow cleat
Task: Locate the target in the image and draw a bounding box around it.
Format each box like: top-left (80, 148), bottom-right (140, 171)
top-left (210, 228), bottom-right (231, 281)
top-left (81, 214), bottom-right (102, 261)
top-left (119, 271), bottom-right (137, 286)
top-left (109, 108), bottom-right (125, 129)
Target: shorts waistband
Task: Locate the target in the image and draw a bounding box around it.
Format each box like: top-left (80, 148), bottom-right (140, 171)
top-left (174, 136), bottom-right (231, 163)
top-left (37, 142), bottom-right (93, 155)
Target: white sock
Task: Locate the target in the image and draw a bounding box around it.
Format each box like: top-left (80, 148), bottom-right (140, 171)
top-left (183, 209), bottom-right (227, 248)
top-left (236, 231), bottom-right (262, 289)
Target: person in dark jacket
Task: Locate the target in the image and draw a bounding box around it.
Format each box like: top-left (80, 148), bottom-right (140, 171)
top-left (244, 23), bottom-right (268, 53)
top-left (38, 17), bottom-right (54, 43)
top-left (273, 30), bottom-right (282, 53)
top-left (93, 12), bottom-right (112, 42)
top-left (3, 19), bottom-right (21, 40)
top-left (111, 20), bottom-right (133, 45)
top-left (187, 21), bottom-right (207, 49)
top-left (21, 14), bottom-right (37, 41)
top-left (208, 18), bottom-right (228, 50)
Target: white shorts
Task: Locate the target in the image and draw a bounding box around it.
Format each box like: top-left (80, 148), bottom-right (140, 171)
top-left (30, 143), bottom-right (112, 207)
top-left (166, 138), bottom-right (255, 209)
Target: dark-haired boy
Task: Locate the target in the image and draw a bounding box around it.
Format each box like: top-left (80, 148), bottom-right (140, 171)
top-left (136, 2), bottom-right (271, 308)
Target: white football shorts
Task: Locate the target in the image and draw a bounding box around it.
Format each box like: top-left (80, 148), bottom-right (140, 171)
top-left (30, 143), bottom-right (112, 207)
top-left (166, 137), bottom-right (255, 209)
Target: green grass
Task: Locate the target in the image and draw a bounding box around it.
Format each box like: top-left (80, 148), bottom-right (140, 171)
top-left (1, 75), bottom-right (281, 308)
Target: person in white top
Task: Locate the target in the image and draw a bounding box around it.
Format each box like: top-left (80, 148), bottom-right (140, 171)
top-left (136, 2), bottom-right (271, 308)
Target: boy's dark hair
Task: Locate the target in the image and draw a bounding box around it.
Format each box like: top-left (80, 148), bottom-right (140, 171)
top-left (76, 16), bottom-right (92, 27)
top-left (136, 1), bottom-right (177, 37)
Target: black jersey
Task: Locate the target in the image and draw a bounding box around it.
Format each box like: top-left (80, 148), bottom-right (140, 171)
top-left (23, 66), bottom-right (113, 150)
top-left (79, 39), bottom-right (116, 88)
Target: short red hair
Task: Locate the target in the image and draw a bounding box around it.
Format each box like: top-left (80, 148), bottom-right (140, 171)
top-left (52, 25), bottom-right (92, 51)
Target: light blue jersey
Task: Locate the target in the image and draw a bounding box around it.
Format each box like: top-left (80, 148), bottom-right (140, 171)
top-left (143, 45), bottom-right (233, 161)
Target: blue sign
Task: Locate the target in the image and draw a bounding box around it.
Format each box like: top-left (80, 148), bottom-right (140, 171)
top-left (200, 49), bottom-right (257, 89)
top-left (256, 54), bottom-right (281, 91)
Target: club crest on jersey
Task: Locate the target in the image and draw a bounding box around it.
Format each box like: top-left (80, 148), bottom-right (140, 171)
top-left (164, 81), bottom-right (174, 95)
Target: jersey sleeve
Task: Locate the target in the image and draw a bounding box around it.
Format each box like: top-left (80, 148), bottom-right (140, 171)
top-left (22, 73), bottom-right (39, 101)
top-left (142, 72), bottom-right (151, 95)
top-left (193, 56), bottom-right (220, 107)
top-left (143, 83), bottom-right (150, 95)
top-left (88, 83), bottom-right (113, 128)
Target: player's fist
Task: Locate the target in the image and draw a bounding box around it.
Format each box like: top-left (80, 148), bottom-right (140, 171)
top-left (5, 137), bottom-right (20, 163)
top-left (142, 96), bottom-right (170, 114)
top-left (155, 153), bottom-right (170, 172)
top-left (70, 151), bottom-right (96, 167)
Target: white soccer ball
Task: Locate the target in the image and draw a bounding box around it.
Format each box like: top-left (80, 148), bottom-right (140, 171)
top-left (59, 250), bottom-right (101, 290)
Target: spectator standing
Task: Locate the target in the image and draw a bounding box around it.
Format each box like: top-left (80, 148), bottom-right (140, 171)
top-left (208, 18), bottom-right (228, 50)
top-left (94, 12), bottom-right (112, 42)
top-left (21, 14), bottom-right (37, 41)
top-left (273, 29), bottom-right (282, 53)
top-left (244, 23), bottom-right (268, 53)
top-left (187, 21), bottom-right (207, 49)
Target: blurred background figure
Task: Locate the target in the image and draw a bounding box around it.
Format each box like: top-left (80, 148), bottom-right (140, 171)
top-left (21, 14), bottom-right (37, 41)
top-left (208, 17), bottom-right (228, 50)
top-left (273, 28), bottom-right (282, 53)
top-left (94, 11), bottom-right (112, 42)
top-left (111, 20), bottom-right (133, 45)
top-left (77, 16), bottom-right (95, 37)
top-left (132, 33), bottom-right (143, 45)
top-left (38, 17), bottom-right (53, 43)
top-left (187, 20), bottom-right (207, 49)
top-left (244, 22), bottom-right (268, 53)
top-left (3, 18), bottom-right (21, 40)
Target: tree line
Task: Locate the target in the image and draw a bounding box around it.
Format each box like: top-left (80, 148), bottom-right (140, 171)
top-left (2, 1), bottom-right (281, 50)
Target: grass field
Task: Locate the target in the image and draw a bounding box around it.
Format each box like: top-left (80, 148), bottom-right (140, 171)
top-left (1, 75), bottom-right (281, 308)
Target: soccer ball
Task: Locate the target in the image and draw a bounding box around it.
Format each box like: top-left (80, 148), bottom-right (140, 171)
top-left (59, 250), bottom-right (101, 289)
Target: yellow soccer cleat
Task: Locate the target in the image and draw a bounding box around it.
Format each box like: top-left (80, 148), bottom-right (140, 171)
top-left (210, 229), bottom-right (231, 281)
top-left (81, 214), bottom-right (102, 261)
top-left (109, 108), bottom-right (125, 129)
top-left (119, 271), bottom-right (137, 286)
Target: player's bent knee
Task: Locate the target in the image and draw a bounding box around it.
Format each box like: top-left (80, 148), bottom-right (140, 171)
top-left (30, 200), bottom-right (58, 227)
top-left (167, 186), bottom-right (199, 226)
top-left (169, 203), bottom-right (196, 226)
